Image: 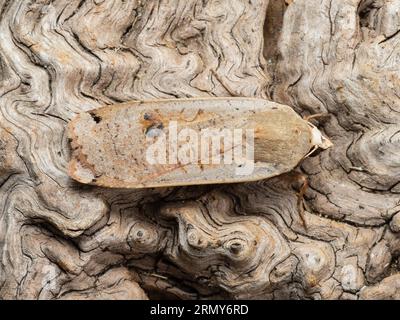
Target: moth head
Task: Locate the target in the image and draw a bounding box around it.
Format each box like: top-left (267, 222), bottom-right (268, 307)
top-left (308, 122), bottom-right (333, 150)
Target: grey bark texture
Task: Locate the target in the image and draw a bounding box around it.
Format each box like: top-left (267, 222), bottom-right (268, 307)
top-left (0, 0), bottom-right (399, 300)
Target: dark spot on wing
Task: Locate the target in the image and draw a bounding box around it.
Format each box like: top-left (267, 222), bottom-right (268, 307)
top-left (145, 122), bottom-right (164, 137)
top-left (89, 112), bottom-right (102, 124)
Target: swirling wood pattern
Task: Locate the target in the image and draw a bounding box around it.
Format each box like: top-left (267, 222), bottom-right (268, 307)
top-left (0, 0), bottom-right (399, 300)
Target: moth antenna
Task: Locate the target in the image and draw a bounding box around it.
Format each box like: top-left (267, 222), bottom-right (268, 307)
top-left (290, 173), bottom-right (309, 230)
top-left (303, 145), bottom-right (319, 159)
top-left (303, 113), bottom-right (330, 122)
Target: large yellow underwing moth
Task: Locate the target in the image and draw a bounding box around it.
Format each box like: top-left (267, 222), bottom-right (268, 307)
top-left (68, 97), bottom-right (332, 188)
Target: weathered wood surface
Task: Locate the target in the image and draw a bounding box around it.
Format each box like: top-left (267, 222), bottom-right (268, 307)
top-left (0, 0), bottom-right (399, 299)
top-left (68, 98), bottom-right (320, 188)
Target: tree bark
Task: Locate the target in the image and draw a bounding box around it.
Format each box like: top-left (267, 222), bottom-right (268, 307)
top-left (0, 0), bottom-right (399, 300)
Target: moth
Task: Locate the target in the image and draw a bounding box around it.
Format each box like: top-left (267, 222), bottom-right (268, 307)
top-left (68, 97), bottom-right (332, 189)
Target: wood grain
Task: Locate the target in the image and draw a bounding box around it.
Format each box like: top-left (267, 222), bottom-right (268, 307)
top-left (0, 0), bottom-right (399, 300)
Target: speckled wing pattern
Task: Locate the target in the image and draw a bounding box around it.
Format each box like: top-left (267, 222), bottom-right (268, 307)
top-left (68, 98), bottom-right (313, 188)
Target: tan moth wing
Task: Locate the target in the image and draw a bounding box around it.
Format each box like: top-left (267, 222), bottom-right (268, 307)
top-left (68, 98), bottom-right (314, 188)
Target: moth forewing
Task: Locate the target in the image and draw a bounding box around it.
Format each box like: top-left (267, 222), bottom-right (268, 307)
top-left (68, 98), bottom-right (330, 188)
